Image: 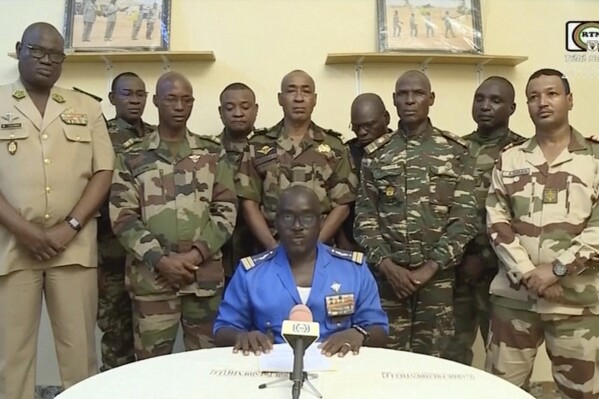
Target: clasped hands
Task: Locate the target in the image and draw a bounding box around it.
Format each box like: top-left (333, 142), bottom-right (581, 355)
top-left (522, 263), bottom-right (563, 302)
top-left (380, 258), bottom-right (439, 299)
top-left (232, 328), bottom-right (365, 358)
top-left (155, 248), bottom-right (204, 290)
top-left (17, 220), bottom-right (77, 261)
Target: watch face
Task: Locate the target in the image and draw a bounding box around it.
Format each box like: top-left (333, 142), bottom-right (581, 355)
top-left (553, 262), bottom-right (567, 277)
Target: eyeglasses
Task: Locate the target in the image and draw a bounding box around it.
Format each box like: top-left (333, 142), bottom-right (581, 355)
top-left (117, 90), bottom-right (148, 99)
top-left (23, 43), bottom-right (66, 64)
top-left (278, 212), bottom-right (319, 228)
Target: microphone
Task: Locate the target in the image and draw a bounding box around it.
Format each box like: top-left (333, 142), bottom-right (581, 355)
top-left (281, 305), bottom-right (320, 399)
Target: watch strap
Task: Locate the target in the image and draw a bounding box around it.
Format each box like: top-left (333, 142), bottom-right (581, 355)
top-left (65, 216), bottom-right (82, 232)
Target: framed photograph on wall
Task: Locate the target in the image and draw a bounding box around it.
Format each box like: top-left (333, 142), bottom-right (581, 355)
top-left (63, 0), bottom-right (171, 51)
top-left (377, 0), bottom-right (483, 53)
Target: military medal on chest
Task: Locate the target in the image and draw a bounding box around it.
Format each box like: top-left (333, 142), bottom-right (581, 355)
top-left (7, 140), bottom-right (17, 155)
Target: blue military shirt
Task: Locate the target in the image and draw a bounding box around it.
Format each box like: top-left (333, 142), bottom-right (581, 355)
top-left (213, 242), bottom-right (388, 343)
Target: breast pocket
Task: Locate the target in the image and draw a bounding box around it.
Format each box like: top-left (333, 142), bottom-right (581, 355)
top-left (0, 126), bottom-right (29, 158)
top-left (429, 164), bottom-right (459, 206)
top-left (372, 167), bottom-right (404, 206)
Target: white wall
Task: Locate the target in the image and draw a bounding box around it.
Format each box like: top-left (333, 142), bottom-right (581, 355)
top-left (3, 0), bottom-right (599, 386)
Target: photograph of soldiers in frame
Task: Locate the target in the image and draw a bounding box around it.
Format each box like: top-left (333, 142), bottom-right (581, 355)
top-left (63, 0), bottom-right (171, 51)
top-left (377, 0), bottom-right (483, 53)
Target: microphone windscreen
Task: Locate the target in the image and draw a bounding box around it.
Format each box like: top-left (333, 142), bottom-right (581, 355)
top-left (288, 304), bottom-right (313, 322)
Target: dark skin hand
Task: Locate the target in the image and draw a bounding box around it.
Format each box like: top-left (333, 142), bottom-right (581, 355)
top-left (318, 328), bottom-right (364, 357)
top-left (409, 260), bottom-right (439, 287)
top-left (155, 253), bottom-right (198, 288)
top-left (523, 263), bottom-right (557, 295)
top-left (233, 331), bottom-right (274, 356)
top-left (380, 258), bottom-right (418, 298)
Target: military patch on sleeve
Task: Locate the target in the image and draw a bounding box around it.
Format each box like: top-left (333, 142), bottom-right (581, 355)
top-left (329, 247), bottom-right (364, 265)
top-left (240, 248), bottom-right (276, 270)
top-left (439, 130), bottom-right (467, 147)
top-left (364, 132), bottom-right (393, 155)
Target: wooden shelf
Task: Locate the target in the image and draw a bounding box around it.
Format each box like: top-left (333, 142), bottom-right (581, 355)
top-left (326, 52), bottom-right (527, 67)
top-left (7, 50), bottom-right (215, 64)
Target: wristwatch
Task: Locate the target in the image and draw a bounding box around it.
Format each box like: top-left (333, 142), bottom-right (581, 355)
top-left (352, 325), bottom-right (370, 344)
top-left (65, 216), bottom-right (82, 232)
top-left (552, 259), bottom-right (568, 277)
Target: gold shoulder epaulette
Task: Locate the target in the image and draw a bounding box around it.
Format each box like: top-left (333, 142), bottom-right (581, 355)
top-left (329, 247), bottom-right (364, 265)
top-left (240, 248), bottom-right (276, 271)
top-left (439, 129), bottom-right (467, 147)
top-left (364, 131), bottom-right (393, 154)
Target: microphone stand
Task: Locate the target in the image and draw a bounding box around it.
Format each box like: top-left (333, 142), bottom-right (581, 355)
top-left (258, 338), bottom-right (322, 398)
top-left (258, 372), bottom-right (322, 399)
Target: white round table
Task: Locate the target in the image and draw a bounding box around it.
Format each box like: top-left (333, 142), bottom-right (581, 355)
top-left (57, 346), bottom-right (534, 399)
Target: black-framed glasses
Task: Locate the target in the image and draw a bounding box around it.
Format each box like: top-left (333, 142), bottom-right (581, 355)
top-left (23, 43), bottom-right (66, 64)
top-left (278, 212), bottom-right (319, 228)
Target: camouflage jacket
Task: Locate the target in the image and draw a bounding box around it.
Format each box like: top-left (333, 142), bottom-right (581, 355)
top-left (461, 128), bottom-right (525, 270)
top-left (98, 118), bottom-right (156, 267)
top-left (217, 128), bottom-right (254, 170)
top-left (486, 128), bottom-right (599, 315)
top-left (110, 129), bottom-right (237, 299)
top-left (354, 120), bottom-right (478, 269)
top-left (236, 120), bottom-right (357, 234)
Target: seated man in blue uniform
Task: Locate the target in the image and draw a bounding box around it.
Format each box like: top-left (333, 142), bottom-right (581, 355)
top-left (213, 186), bottom-right (388, 357)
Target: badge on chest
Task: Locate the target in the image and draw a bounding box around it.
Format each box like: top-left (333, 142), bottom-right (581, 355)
top-left (325, 293), bottom-right (355, 317)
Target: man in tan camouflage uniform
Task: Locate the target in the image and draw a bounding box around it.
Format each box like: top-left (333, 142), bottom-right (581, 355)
top-left (443, 77), bottom-right (524, 365)
top-left (486, 68), bottom-right (599, 398)
top-left (217, 82), bottom-right (259, 280)
top-left (337, 93), bottom-right (390, 252)
top-left (110, 72), bottom-right (237, 359)
top-left (97, 72), bottom-right (154, 370)
top-left (354, 70), bottom-right (478, 357)
top-left (236, 70), bottom-right (357, 251)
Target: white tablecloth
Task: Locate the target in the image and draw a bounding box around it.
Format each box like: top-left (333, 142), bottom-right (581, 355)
top-left (57, 346), bottom-right (534, 399)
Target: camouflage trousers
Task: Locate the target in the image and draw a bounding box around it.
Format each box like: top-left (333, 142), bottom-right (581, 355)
top-left (443, 271), bottom-right (494, 365)
top-left (222, 217), bottom-right (254, 278)
top-left (486, 300), bottom-right (599, 398)
top-left (97, 262), bottom-right (135, 371)
top-left (132, 291), bottom-right (222, 360)
top-left (379, 268), bottom-right (454, 357)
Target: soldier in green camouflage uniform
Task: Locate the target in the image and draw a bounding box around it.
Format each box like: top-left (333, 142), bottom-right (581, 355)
top-left (110, 72), bottom-right (237, 359)
top-left (217, 83), bottom-right (259, 279)
top-left (236, 70), bottom-right (357, 251)
top-left (354, 70), bottom-right (478, 357)
top-left (486, 69), bottom-right (599, 398)
top-left (442, 77), bottom-right (525, 365)
top-left (337, 93), bottom-right (391, 252)
top-left (98, 72), bottom-right (154, 370)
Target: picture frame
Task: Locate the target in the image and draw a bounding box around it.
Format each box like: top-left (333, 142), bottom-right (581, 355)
top-left (377, 0), bottom-right (483, 54)
top-left (63, 0), bottom-right (171, 52)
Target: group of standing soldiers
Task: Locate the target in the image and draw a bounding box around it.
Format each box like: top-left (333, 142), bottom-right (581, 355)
top-left (1, 21), bottom-right (597, 399)
top-left (101, 64), bottom-right (599, 398)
